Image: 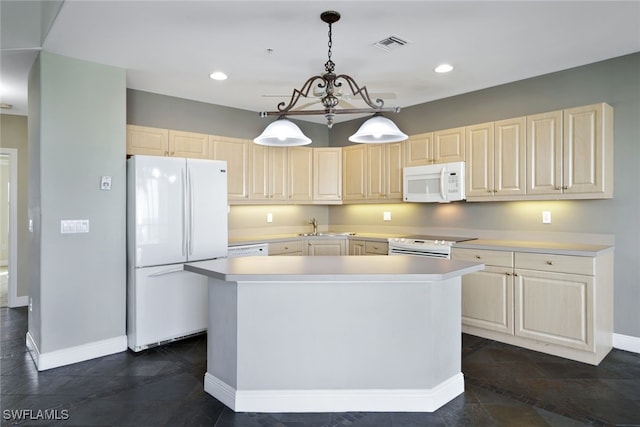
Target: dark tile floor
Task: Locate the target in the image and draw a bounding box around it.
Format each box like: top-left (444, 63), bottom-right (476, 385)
top-left (1, 306), bottom-right (639, 426)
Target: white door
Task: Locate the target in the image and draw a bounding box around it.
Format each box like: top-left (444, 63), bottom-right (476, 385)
top-left (131, 156), bottom-right (186, 267)
top-left (186, 159), bottom-right (228, 261)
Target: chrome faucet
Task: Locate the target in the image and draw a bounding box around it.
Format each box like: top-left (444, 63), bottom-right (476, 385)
top-left (309, 218), bottom-right (318, 235)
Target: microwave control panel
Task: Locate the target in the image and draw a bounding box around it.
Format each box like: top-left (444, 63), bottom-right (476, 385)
top-left (447, 173), bottom-right (460, 194)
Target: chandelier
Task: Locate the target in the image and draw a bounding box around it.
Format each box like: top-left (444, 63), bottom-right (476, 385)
top-left (254, 11), bottom-right (408, 146)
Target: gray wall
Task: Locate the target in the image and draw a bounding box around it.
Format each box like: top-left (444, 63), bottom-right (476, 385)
top-left (28, 52), bottom-right (126, 353)
top-left (330, 52), bottom-right (640, 338)
top-left (127, 89), bottom-right (331, 147)
top-left (0, 115), bottom-right (29, 297)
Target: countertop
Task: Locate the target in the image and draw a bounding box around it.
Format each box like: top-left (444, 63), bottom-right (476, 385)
top-left (453, 239), bottom-right (614, 256)
top-left (185, 255), bottom-right (484, 282)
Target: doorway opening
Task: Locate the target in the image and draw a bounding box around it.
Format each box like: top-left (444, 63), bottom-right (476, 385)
top-left (0, 149), bottom-right (18, 308)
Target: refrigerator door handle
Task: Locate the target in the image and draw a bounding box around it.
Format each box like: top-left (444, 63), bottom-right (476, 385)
top-left (181, 168), bottom-right (187, 256)
top-left (147, 266), bottom-right (185, 278)
top-left (188, 168), bottom-right (194, 256)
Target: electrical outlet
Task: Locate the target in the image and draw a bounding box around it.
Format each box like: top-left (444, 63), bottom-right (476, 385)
top-left (383, 211), bottom-right (392, 221)
top-left (267, 212), bottom-right (273, 223)
top-left (542, 211), bottom-right (552, 224)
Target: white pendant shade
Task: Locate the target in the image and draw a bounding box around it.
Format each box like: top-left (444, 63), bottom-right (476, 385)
top-left (348, 115), bottom-right (408, 143)
top-left (254, 118), bottom-right (312, 146)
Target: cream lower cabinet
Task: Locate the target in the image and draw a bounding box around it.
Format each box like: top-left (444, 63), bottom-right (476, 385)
top-left (269, 240), bottom-right (304, 256)
top-left (349, 240), bottom-right (388, 256)
top-left (452, 247), bottom-right (613, 365)
top-left (305, 239), bottom-right (346, 256)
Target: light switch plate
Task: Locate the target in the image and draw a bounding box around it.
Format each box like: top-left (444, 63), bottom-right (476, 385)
top-left (383, 211), bottom-right (392, 221)
top-left (100, 176), bottom-right (112, 190)
top-left (542, 211), bottom-right (552, 224)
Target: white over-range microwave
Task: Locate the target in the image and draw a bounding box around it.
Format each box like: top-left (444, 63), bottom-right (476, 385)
top-left (403, 161), bottom-right (466, 203)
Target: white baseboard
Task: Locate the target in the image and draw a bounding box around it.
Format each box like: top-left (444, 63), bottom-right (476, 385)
top-left (9, 295), bottom-right (28, 308)
top-left (204, 372), bottom-right (464, 413)
top-left (26, 332), bottom-right (127, 371)
top-left (613, 333), bottom-right (640, 354)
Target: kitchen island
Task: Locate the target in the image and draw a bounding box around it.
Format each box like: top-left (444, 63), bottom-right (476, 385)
top-left (184, 255), bottom-right (484, 413)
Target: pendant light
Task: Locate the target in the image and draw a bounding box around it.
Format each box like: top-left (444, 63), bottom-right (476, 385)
top-left (253, 117), bottom-right (312, 146)
top-left (348, 114), bottom-right (408, 143)
top-left (256, 10), bottom-right (406, 145)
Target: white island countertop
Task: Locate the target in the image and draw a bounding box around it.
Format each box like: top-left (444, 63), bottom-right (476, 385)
top-left (185, 255), bottom-right (484, 282)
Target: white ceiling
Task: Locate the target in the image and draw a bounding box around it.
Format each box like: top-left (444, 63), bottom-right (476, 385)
top-left (1, 1), bottom-right (639, 123)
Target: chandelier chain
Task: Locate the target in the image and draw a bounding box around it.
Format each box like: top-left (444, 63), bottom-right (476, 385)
top-left (325, 21), bottom-right (335, 73)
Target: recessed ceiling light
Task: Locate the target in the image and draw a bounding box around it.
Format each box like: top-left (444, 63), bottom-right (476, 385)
top-left (434, 64), bottom-right (454, 73)
top-left (209, 71), bottom-right (228, 81)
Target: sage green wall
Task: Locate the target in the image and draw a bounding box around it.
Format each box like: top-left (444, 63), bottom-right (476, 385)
top-left (330, 53), bottom-right (640, 339)
top-left (127, 89), bottom-right (330, 147)
top-left (28, 52), bottom-right (127, 354)
top-left (0, 115), bottom-right (29, 298)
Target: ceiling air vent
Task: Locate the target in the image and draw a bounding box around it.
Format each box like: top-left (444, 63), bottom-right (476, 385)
top-left (374, 36), bottom-right (409, 52)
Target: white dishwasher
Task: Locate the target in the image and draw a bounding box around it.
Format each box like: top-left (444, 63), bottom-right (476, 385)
top-left (227, 243), bottom-right (269, 258)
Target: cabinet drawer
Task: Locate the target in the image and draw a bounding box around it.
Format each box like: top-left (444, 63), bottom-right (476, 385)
top-left (364, 241), bottom-right (388, 255)
top-left (452, 248), bottom-right (513, 267)
top-left (515, 252), bottom-right (594, 276)
top-left (269, 240), bottom-right (303, 255)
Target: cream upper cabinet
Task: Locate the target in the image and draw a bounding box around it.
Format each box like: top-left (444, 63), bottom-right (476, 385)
top-left (404, 132), bottom-right (434, 166)
top-left (249, 145), bottom-right (288, 202)
top-left (562, 103), bottom-right (613, 197)
top-left (126, 126), bottom-right (210, 158)
top-left (169, 130), bottom-right (209, 159)
top-left (288, 147), bottom-right (313, 202)
top-left (313, 147), bottom-right (342, 203)
top-left (210, 136), bottom-right (250, 201)
top-left (126, 125), bottom-right (169, 156)
top-left (366, 142), bottom-right (404, 201)
top-left (342, 145), bottom-right (367, 201)
top-left (434, 126), bottom-right (465, 163)
top-left (527, 103), bottom-right (613, 199)
top-left (526, 110), bottom-right (563, 195)
top-left (465, 122), bottom-right (495, 198)
top-left (466, 118), bottom-right (526, 200)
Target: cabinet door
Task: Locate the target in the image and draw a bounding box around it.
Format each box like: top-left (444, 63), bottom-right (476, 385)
top-left (563, 103), bottom-right (611, 196)
top-left (461, 267), bottom-right (514, 334)
top-left (306, 239), bottom-right (346, 256)
top-left (494, 117), bottom-right (526, 197)
top-left (169, 130), bottom-right (209, 159)
top-left (367, 144), bottom-right (386, 200)
top-left (364, 241), bottom-right (389, 255)
top-left (288, 147), bottom-right (313, 202)
top-left (404, 132), bottom-right (434, 166)
top-left (386, 142), bottom-right (404, 200)
top-left (526, 110), bottom-right (563, 195)
top-left (349, 240), bottom-right (366, 256)
top-left (434, 127), bottom-right (465, 163)
top-left (270, 147), bottom-right (288, 201)
top-left (514, 269), bottom-right (594, 352)
top-left (342, 145), bottom-right (367, 201)
top-left (269, 240), bottom-right (304, 256)
top-left (126, 125), bottom-right (169, 156)
top-left (465, 122), bottom-right (494, 198)
top-left (249, 144), bottom-right (269, 200)
top-left (210, 136), bottom-right (250, 201)
top-left (313, 148), bottom-right (342, 202)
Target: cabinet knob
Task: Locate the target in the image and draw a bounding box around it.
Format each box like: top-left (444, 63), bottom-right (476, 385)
top-left (164, 151), bottom-right (169, 156)
top-left (505, 272), bottom-right (511, 276)
top-left (284, 246), bottom-right (289, 250)
top-left (562, 186), bottom-right (569, 190)
top-left (546, 260), bottom-right (554, 265)
top-left (475, 255), bottom-right (481, 259)
top-left (514, 273), bottom-right (518, 277)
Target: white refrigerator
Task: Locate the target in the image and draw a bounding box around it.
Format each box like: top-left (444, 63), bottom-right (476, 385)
top-left (127, 155), bottom-right (228, 352)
